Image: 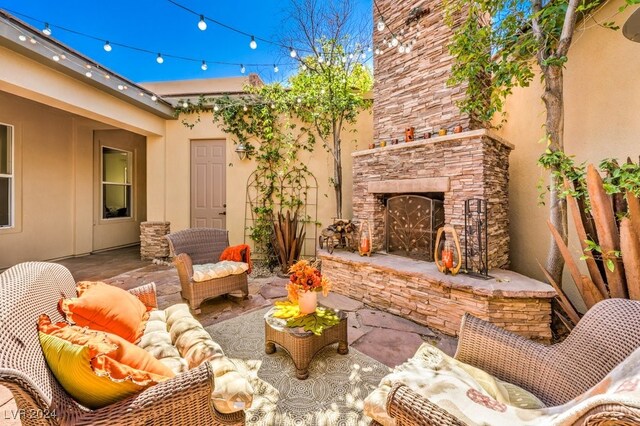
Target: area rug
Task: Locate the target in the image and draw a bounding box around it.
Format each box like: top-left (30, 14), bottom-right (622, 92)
top-left (205, 307), bottom-right (391, 425)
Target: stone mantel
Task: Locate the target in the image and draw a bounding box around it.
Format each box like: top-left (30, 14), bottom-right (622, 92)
top-left (353, 129), bottom-right (515, 158)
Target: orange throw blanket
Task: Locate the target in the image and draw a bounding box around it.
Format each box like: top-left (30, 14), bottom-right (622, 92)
top-left (219, 244), bottom-right (252, 274)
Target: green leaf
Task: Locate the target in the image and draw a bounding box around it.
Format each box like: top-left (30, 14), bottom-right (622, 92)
top-left (606, 259), bottom-right (615, 272)
top-left (286, 307), bottom-right (341, 336)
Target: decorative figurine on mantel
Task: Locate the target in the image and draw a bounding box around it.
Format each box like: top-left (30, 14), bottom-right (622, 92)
top-left (434, 225), bottom-right (462, 275)
top-left (404, 127), bottom-right (415, 142)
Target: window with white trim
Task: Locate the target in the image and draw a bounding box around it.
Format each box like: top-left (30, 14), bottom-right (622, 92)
top-left (102, 146), bottom-right (132, 219)
top-left (0, 124), bottom-right (13, 228)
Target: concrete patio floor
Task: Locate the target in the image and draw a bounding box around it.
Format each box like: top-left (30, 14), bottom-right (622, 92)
top-left (1, 245), bottom-right (458, 423)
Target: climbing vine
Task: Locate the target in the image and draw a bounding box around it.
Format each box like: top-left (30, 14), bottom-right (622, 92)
top-left (176, 84), bottom-right (316, 265)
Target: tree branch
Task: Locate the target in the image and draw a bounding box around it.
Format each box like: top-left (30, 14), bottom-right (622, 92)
top-left (557, 0), bottom-right (581, 56)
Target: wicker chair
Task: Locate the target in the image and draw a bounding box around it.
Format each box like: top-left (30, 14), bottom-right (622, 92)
top-left (381, 298), bottom-right (640, 426)
top-left (166, 228), bottom-right (249, 314)
top-left (0, 261), bottom-right (244, 425)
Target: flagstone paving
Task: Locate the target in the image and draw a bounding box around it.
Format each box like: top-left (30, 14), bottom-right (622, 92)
top-left (0, 245), bottom-right (458, 421)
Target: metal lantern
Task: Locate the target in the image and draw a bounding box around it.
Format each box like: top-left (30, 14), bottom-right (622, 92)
top-left (464, 198), bottom-right (490, 278)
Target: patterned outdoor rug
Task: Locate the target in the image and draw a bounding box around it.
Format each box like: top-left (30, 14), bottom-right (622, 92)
top-left (206, 307), bottom-right (391, 425)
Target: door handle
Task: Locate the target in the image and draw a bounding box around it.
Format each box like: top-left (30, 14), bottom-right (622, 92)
top-left (219, 212), bottom-right (226, 215)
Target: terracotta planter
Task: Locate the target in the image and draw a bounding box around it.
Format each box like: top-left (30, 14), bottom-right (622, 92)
top-left (298, 290), bottom-right (318, 315)
top-left (453, 125), bottom-right (463, 133)
top-left (424, 132), bottom-right (431, 139)
top-left (368, 143), bottom-right (375, 149)
top-left (380, 140), bottom-right (387, 147)
top-left (438, 128), bottom-right (447, 136)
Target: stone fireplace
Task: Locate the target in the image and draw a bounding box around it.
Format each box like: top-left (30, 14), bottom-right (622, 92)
top-left (318, 0), bottom-right (556, 342)
top-left (353, 129), bottom-right (513, 269)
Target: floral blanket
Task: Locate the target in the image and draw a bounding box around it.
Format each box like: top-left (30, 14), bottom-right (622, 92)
top-left (364, 343), bottom-right (640, 425)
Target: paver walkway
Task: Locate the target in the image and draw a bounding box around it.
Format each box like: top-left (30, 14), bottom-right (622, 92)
top-left (0, 246), bottom-right (458, 422)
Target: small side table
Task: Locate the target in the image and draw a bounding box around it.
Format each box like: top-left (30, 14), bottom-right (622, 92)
top-left (264, 306), bottom-right (348, 380)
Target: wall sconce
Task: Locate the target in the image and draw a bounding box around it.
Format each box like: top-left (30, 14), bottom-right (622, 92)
top-left (623, 7), bottom-right (640, 42)
top-left (406, 6), bottom-right (430, 26)
top-left (235, 143), bottom-right (250, 160)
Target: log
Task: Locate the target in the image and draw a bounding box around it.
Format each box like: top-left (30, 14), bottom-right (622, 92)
top-left (539, 262), bottom-right (582, 325)
top-left (547, 220), bottom-right (604, 308)
top-left (621, 218), bottom-right (640, 301)
top-left (586, 165), bottom-right (627, 298)
top-left (628, 192), bottom-right (640, 241)
top-left (565, 182), bottom-right (608, 298)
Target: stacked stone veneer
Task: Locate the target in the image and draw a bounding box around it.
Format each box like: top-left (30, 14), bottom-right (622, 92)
top-left (353, 129), bottom-right (513, 269)
top-left (320, 251), bottom-right (555, 342)
top-left (140, 221), bottom-right (171, 260)
top-left (374, 0), bottom-right (474, 140)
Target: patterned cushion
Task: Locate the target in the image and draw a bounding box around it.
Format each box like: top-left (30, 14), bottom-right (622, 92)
top-left (365, 344), bottom-right (640, 426)
top-left (137, 311), bottom-right (188, 375)
top-left (364, 343), bottom-right (545, 426)
top-left (165, 304), bottom-right (254, 413)
top-left (192, 261), bottom-right (249, 282)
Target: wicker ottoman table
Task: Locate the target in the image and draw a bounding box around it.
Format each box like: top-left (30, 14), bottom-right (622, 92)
top-left (264, 306), bottom-right (349, 380)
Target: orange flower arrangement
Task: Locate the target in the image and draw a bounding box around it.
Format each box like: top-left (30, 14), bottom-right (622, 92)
top-left (286, 260), bottom-right (331, 302)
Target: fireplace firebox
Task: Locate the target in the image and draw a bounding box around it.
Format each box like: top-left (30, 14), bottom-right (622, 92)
top-left (385, 194), bottom-right (444, 261)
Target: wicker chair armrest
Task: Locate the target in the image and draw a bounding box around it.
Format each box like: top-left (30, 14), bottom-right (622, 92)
top-left (127, 282), bottom-right (158, 309)
top-left (75, 363), bottom-right (219, 425)
top-left (386, 383), bottom-right (466, 426)
top-left (454, 313), bottom-right (548, 388)
top-left (174, 253), bottom-right (194, 280)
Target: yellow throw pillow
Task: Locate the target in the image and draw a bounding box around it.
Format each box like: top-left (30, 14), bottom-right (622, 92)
top-left (38, 315), bottom-right (174, 409)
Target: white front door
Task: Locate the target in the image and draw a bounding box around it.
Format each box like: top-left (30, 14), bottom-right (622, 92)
top-left (191, 140), bottom-right (226, 229)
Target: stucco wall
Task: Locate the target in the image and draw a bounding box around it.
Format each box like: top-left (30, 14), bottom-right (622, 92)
top-left (0, 91), bottom-right (147, 269)
top-left (496, 2), bottom-right (640, 308)
top-left (162, 108), bottom-right (373, 250)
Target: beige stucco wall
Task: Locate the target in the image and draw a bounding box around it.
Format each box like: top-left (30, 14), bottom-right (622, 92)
top-left (497, 2), bottom-right (640, 308)
top-left (160, 108), bottom-right (373, 251)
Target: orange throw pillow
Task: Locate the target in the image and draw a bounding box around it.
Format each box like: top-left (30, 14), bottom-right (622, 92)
top-left (59, 281), bottom-right (150, 343)
top-left (38, 315), bottom-right (174, 409)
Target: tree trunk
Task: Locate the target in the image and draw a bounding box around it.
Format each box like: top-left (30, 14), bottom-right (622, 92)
top-left (333, 126), bottom-right (343, 219)
top-left (543, 65), bottom-right (568, 285)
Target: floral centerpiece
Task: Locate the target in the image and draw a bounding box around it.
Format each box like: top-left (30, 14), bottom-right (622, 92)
top-left (286, 260), bottom-right (331, 314)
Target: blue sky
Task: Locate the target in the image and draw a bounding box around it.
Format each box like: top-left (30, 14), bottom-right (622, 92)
top-left (1, 0), bottom-right (373, 83)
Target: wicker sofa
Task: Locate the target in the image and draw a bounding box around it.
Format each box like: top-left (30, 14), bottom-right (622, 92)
top-left (368, 298), bottom-right (640, 425)
top-left (166, 228), bottom-right (249, 313)
top-left (0, 262), bottom-right (246, 425)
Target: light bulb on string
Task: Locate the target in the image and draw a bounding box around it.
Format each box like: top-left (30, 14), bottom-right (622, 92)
top-left (103, 41), bottom-right (112, 52)
top-left (302, 64), bottom-right (307, 71)
top-left (273, 64), bottom-right (279, 73)
top-left (349, 53), bottom-right (354, 59)
top-left (318, 56), bottom-right (324, 63)
top-left (156, 53), bottom-right (164, 64)
top-left (240, 64), bottom-right (246, 74)
top-left (198, 15), bottom-right (207, 31)
top-left (151, 95), bottom-right (158, 101)
top-left (375, 48), bottom-right (381, 55)
top-left (214, 105), bottom-right (220, 111)
top-left (52, 54), bottom-right (60, 61)
top-left (405, 44), bottom-right (412, 53)
top-left (398, 45), bottom-right (405, 54)
top-left (42, 23), bottom-right (52, 36)
top-left (201, 60), bottom-right (208, 71)
top-left (182, 101), bottom-right (188, 108)
top-left (289, 47), bottom-right (297, 58)
top-left (249, 36), bottom-right (257, 49)
top-left (243, 105), bottom-right (248, 112)
top-left (342, 56), bottom-right (347, 63)
top-left (391, 37), bottom-right (399, 47)
top-left (29, 37), bottom-right (37, 44)
top-left (361, 52), bottom-right (367, 59)
top-left (18, 34), bottom-right (26, 42)
top-left (118, 84), bottom-right (124, 90)
top-left (85, 71), bottom-right (92, 78)
top-left (377, 19), bottom-right (385, 32)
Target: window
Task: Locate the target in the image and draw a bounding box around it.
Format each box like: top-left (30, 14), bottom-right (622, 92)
top-left (0, 124), bottom-right (13, 228)
top-left (102, 146), bottom-right (132, 219)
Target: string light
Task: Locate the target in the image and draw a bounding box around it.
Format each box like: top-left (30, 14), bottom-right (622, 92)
top-left (85, 71), bottom-right (92, 78)
top-left (213, 105), bottom-right (220, 111)
top-left (103, 41), bottom-right (112, 52)
top-left (197, 15), bottom-right (207, 31)
top-left (391, 37), bottom-right (399, 47)
top-left (249, 36), bottom-right (257, 50)
top-left (289, 47), bottom-right (297, 58)
top-left (243, 105), bottom-right (248, 111)
top-left (201, 60), bottom-right (208, 71)
top-left (42, 22), bottom-right (51, 36)
top-left (151, 95), bottom-right (158, 101)
top-left (52, 54), bottom-right (60, 61)
top-left (18, 34), bottom-right (26, 41)
top-left (182, 101), bottom-right (188, 108)
top-left (29, 37), bottom-right (36, 44)
top-left (240, 64), bottom-right (246, 73)
top-left (377, 19), bottom-right (385, 32)
top-left (273, 64), bottom-right (279, 73)
top-left (156, 53), bottom-right (164, 64)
